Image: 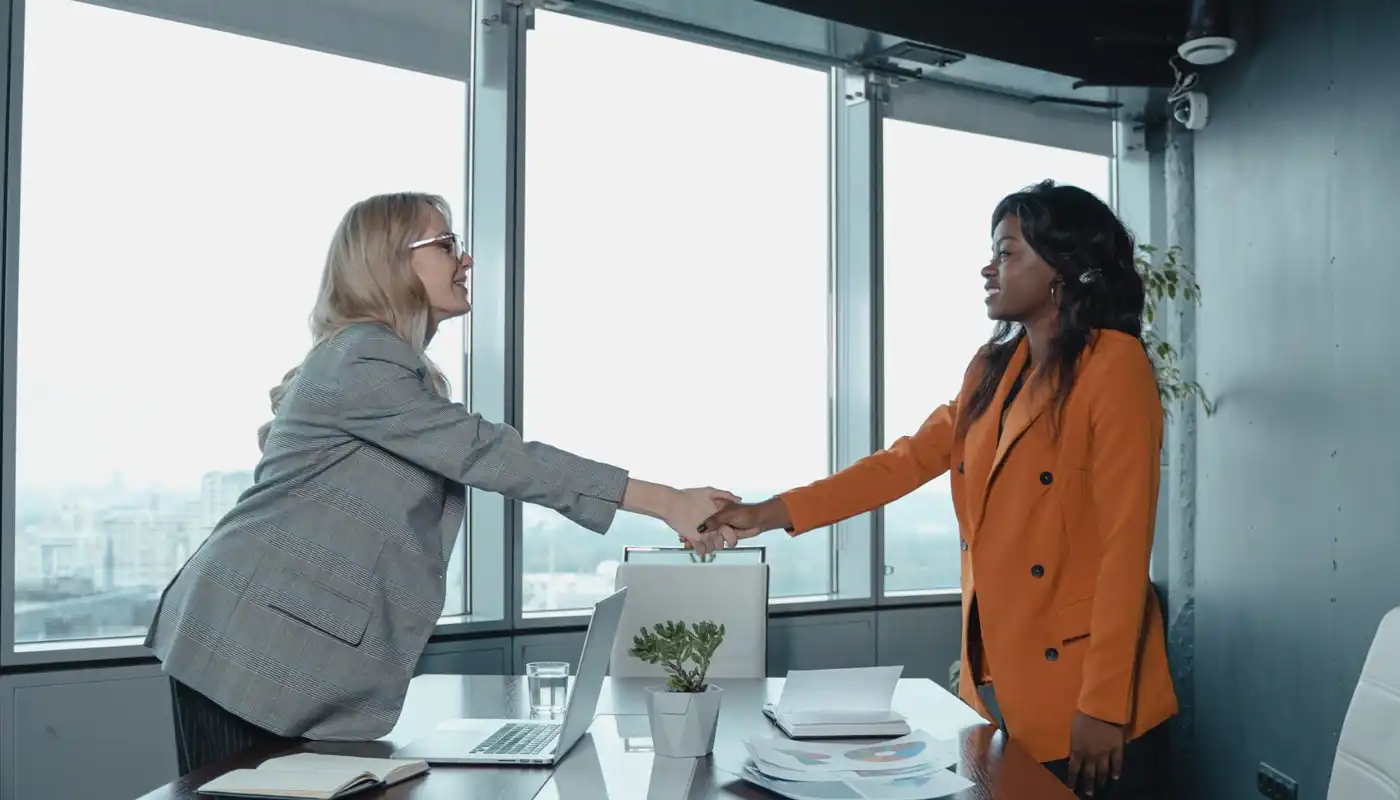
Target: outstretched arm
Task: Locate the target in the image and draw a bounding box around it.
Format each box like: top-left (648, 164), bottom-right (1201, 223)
top-left (697, 400), bottom-right (959, 543)
top-left (324, 328), bottom-right (736, 548)
top-left (621, 479), bottom-right (739, 555)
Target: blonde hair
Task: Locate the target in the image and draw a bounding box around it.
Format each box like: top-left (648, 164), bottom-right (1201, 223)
top-left (258, 192), bottom-right (453, 449)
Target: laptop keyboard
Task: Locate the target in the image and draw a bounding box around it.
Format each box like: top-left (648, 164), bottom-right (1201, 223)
top-left (470, 722), bottom-right (562, 756)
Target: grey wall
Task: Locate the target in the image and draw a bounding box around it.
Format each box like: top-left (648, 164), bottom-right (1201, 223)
top-left (0, 605), bottom-right (958, 800)
top-left (1190, 0), bottom-right (1400, 796)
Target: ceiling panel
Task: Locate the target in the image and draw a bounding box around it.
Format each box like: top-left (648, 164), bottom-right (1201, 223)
top-left (752, 0), bottom-right (1191, 87)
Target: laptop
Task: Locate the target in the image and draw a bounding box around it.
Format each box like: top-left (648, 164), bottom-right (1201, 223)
top-left (392, 586), bottom-right (628, 766)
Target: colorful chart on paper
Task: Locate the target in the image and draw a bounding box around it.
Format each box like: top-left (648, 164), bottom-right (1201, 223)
top-left (843, 739), bottom-right (928, 764)
top-left (777, 748), bottom-right (833, 766)
top-left (846, 768), bottom-right (976, 800)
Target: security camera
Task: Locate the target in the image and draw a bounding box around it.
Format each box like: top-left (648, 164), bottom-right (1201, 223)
top-left (1178, 0), bottom-right (1236, 65)
top-left (1173, 91), bottom-right (1210, 130)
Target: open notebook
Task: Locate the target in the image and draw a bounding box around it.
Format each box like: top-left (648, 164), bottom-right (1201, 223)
top-left (196, 753), bottom-right (430, 799)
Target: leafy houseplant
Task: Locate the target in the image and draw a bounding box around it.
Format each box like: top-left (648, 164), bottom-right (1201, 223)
top-left (1137, 242), bottom-right (1214, 416)
top-left (629, 620), bottom-right (725, 693)
top-left (629, 620), bottom-right (727, 757)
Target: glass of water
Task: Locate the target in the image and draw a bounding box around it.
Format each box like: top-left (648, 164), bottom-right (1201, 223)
top-left (526, 661), bottom-right (570, 715)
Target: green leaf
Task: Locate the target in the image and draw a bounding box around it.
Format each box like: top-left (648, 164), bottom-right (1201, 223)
top-left (1137, 241), bottom-right (1211, 416)
top-left (626, 618), bottom-right (727, 693)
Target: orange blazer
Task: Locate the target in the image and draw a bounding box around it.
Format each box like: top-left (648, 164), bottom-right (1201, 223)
top-left (779, 330), bottom-right (1177, 763)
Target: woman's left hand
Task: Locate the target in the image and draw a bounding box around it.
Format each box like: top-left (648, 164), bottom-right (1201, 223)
top-left (1066, 711), bottom-right (1125, 796)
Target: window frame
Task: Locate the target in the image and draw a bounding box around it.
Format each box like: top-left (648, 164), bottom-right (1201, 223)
top-left (508, 5), bottom-right (853, 628)
top-left (883, 77), bottom-right (1116, 159)
top-left (0, 0), bottom-right (485, 666)
top-left (0, 0), bottom-right (22, 668)
top-left (81, 0), bottom-right (475, 81)
top-left (873, 83), bottom-right (1128, 605)
top-left (0, 0), bottom-right (1134, 666)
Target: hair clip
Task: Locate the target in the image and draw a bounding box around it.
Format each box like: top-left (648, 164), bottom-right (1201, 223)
top-left (1077, 269), bottom-right (1101, 284)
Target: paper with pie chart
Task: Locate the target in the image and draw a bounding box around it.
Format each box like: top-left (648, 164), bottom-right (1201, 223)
top-left (739, 734), bottom-right (968, 800)
top-left (745, 730), bottom-right (957, 774)
top-left (844, 768), bottom-right (976, 800)
top-left (741, 764), bottom-right (974, 800)
top-left (741, 731), bottom-right (970, 800)
top-left (743, 758), bottom-right (950, 784)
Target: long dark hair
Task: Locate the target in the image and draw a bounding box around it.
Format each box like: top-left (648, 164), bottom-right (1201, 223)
top-left (957, 180), bottom-right (1146, 437)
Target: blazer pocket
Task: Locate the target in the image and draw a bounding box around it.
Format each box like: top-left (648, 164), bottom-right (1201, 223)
top-left (267, 567), bottom-right (372, 647)
top-left (1057, 596), bottom-right (1094, 645)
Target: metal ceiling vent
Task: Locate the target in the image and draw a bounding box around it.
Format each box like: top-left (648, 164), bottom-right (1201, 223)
top-left (870, 41), bottom-right (966, 72)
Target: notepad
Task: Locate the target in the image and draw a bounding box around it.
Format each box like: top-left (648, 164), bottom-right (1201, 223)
top-left (763, 666), bottom-right (911, 739)
top-left (196, 753), bottom-right (430, 799)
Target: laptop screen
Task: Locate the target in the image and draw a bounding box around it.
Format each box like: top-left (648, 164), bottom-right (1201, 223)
top-left (553, 586), bottom-right (629, 755)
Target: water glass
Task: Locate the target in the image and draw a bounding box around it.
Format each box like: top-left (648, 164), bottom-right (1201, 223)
top-left (526, 661), bottom-right (570, 714)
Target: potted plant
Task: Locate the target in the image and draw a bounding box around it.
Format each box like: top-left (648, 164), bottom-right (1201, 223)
top-left (627, 620), bottom-right (726, 758)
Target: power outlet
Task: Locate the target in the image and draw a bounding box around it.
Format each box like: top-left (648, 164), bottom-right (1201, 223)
top-left (1258, 763), bottom-right (1298, 800)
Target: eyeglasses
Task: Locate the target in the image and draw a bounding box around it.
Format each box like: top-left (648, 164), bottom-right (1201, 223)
top-left (409, 232), bottom-right (466, 260)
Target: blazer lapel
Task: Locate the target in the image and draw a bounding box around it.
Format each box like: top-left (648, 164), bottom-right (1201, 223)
top-left (991, 367), bottom-right (1052, 480)
top-left (962, 399), bottom-right (998, 536)
top-left (965, 338), bottom-right (1054, 529)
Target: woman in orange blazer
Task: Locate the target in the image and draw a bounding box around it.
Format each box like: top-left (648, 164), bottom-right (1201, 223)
top-left (699, 180), bottom-right (1175, 799)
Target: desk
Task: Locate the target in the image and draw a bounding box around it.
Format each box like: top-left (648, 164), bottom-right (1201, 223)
top-left (138, 676), bottom-right (1074, 800)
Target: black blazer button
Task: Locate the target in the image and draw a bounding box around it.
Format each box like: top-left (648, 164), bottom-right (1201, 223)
top-left (1031, 564), bottom-right (1045, 578)
top-left (960, 539), bottom-right (968, 552)
top-left (957, 461), bottom-right (964, 474)
top-left (1039, 471), bottom-right (1054, 485)
top-left (1045, 647), bottom-right (1059, 662)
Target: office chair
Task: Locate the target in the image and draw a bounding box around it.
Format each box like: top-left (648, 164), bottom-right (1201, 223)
top-left (1328, 606), bottom-right (1400, 800)
top-left (609, 548), bottom-right (769, 680)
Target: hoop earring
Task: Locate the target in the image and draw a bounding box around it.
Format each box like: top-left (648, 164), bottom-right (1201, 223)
top-left (1049, 283), bottom-right (1061, 307)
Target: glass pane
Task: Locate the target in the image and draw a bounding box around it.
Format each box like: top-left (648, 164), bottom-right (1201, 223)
top-left (12, 0), bottom-right (468, 646)
top-left (521, 13), bottom-right (830, 613)
top-left (880, 120), bottom-right (1111, 595)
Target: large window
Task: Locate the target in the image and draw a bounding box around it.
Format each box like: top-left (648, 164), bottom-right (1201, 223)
top-left (10, 0), bottom-right (468, 647)
top-left (520, 13), bottom-right (831, 613)
top-left (880, 120), bottom-right (1111, 594)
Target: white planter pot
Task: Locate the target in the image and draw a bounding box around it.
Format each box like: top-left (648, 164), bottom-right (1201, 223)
top-left (644, 684), bottom-right (723, 758)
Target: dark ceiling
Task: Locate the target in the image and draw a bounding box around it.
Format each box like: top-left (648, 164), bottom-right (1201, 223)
top-left (752, 0), bottom-right (1193, 88)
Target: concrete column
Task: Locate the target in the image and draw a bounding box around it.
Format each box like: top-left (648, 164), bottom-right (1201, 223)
top-left (1163, 120), bottom-right (1198, 797)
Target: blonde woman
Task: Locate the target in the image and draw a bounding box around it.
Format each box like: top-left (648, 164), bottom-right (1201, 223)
top-left (146, 192), bottom-right (737, 775)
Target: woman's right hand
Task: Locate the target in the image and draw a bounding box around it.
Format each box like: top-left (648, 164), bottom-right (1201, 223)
top-left (696, 497), bottom-right (792, 547)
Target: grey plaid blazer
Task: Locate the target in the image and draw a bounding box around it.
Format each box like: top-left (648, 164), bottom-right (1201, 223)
top-left (145, 322), bottom-right (630, 740)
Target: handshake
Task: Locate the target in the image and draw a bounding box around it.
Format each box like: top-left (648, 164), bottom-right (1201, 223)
top-left (662, 487), bottom-right (793, 557)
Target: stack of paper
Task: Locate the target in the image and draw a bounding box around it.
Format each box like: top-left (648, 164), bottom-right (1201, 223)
top-left (739, 730), bottom-right (974, 800)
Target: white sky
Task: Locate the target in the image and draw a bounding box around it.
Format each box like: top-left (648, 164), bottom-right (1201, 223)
top-left (14, 1), bottom-right (1108, 507)
top-left (16, 0), bottom-right (466, 492)
top-left (520, 13), bottom-right (828, 498)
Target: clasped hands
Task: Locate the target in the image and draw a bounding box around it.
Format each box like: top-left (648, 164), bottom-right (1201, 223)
top-left (663, 488), bottom-right (788, 556)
